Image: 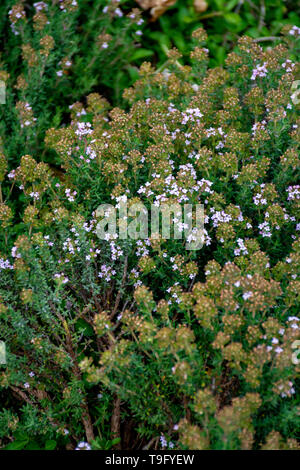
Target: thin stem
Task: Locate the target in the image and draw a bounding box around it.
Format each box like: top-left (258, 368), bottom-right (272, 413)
top-left (253, 36), bottom-right (281, 43)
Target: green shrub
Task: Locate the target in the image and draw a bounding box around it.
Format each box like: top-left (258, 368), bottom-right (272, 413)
top-left (1, 1), bottom-right (299, 175)
top-left (0, 0), bottom-right (147, 171)
top-left (136, 0), bottom-right (300, 67)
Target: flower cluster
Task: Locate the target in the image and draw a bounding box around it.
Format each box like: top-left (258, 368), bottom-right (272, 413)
top-left (0, 27), bottom-right (299, 451)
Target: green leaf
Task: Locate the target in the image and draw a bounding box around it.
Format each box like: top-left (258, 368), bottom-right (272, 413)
top-left (148, 31), bottom-right (172, 51)
top-left (111, 437), bottom-right (121, 446)
top-left (5, 439), bottom-right (29, 450)
top-left (127, 66), bottom-right (140, 82)
top-left (224, 12), bottom-right (245, 32)
top-left (172, 32), bottom-right (186, 52)
top-left (75, 318), bottom-right (94, 337)
top-left (224, 0), bottom-right (240, 11)
top-left (224, 12), bottom-right (242, 25)
top-left (25, 441), bottom-right (42, 450)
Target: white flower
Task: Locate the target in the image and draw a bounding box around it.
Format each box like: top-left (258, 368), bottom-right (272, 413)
top-left (251, 62), bottom-right (268, 80)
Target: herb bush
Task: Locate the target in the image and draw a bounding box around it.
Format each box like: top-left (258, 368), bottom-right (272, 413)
top-left (0, 0), bottom-right (147, 173)
top-left (0, 16), bottom-right (299, 451)
top-left (134, 0), bottom-right (300, 67)
top-left (1, 0), bottom-right (299, 175)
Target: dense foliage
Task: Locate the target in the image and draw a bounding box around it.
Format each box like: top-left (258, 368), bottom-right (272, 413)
top-left (0, 0), bottom-right (299, 452)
